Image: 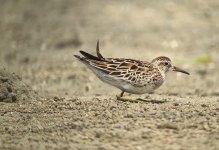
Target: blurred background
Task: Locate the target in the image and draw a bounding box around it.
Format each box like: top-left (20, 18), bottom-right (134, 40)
top-left (0, 0), bottom-right (218, 97)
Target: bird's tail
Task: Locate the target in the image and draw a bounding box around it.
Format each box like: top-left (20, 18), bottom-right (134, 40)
top-left (73, 55), bottom-right (85, 61)
top-left (74, 40), bottom-right (105, 62)
top-left (78, 50), bottom-right (101, 61)
top-left (74, 54), bottom-right (92, 67)
top-left (96, 40), bottom-right (104, 59)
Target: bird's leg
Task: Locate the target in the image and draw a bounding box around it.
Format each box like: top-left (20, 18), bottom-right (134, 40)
top-left (116, 91), bottom-right (124, 99)
top-left (116, 91), bottom-right (138, 102)
top-left (120, 91), bottom-right (124, 97)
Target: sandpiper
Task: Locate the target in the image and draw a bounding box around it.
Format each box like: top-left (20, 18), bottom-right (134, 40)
top-left (74, 41), bottom-right (189, 101)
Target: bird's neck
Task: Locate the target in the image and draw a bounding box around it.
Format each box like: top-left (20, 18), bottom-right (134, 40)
top-left (154, 65), bottom-right (166, 80)
top-left (159, 70), bottom-right (166, 80)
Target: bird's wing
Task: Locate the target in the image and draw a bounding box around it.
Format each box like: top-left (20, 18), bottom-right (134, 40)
top-left (88, 58), bottom-right (153, 84)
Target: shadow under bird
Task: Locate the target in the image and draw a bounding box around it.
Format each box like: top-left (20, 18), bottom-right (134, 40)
top-left (74, 41), bottom-right (189, 101)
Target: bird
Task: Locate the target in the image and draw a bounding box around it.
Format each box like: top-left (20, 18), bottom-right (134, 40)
top-left (74, 41), bottom-right (190, 101)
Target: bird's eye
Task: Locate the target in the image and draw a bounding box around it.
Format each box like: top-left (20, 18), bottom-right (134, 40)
top-left (164, 62), bottom-right (169, 66)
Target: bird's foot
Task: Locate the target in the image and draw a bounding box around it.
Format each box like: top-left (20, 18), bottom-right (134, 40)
top-left (116, 95), bottom-right (139, 103)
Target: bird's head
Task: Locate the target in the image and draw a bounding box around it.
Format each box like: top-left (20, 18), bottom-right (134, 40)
top-left (151, 56), bottom-right (190, 75)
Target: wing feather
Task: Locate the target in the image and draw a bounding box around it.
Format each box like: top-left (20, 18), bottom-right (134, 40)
top-left (87, 58), bottom-right (152, 85)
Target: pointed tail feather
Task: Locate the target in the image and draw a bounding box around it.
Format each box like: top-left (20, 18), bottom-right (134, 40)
top-left (74, 55), bottom-right (83, 60)
top-left (79, 50), bottom-right (101, 61)
top-left (96, 40), bottom-right (104, 59)
top-left (74, 54), bottom-right (91, 64)
top-left (75, 40), bottom-right (105, 62)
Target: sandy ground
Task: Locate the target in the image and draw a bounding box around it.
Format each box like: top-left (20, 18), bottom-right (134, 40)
top-left (0, 0), bottom-right (219, 149)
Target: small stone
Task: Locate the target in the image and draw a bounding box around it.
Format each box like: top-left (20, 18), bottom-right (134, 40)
top-left (85, 84), bottom-right (91, 92)
top-left (157, 123), bottom-right (179, 130)
top-left (201, 104), bottom-right (208, 107)
top-left (53, 96), bottom-right (60, 101)
top-left (0, 76), bottom-right (9, 82)
top-left (11, 94), bottom-right (17, 102)
top-left (173, 103), bottom-right (179, 106)
top-left (6, 86), bottom-right (13, 92)
top-left (126, 113), bottom-right (134, 118)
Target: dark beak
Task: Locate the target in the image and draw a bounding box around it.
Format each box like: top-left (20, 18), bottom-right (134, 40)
top-left (171, 66), bottom-right (190, 75)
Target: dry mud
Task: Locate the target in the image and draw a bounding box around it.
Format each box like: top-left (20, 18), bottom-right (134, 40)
top-left (0, 0), bottom-right (219, 150)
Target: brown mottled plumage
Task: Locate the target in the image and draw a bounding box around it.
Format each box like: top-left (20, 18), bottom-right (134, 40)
top-left (74, 41), bottom-right (189, 99)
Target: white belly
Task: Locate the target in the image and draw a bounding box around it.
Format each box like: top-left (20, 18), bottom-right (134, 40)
top-left (117, 83), bottom-right (156, 94)
top-left (96, 72), bottom-right (160, 94)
